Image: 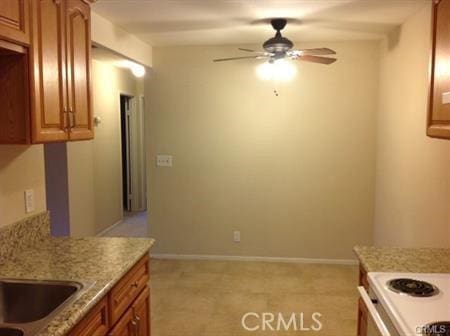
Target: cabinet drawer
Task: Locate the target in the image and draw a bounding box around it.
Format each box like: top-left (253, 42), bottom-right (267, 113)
top-left (109, 255), bottom-right (150, 325)
top-left (0, 0), bottom-right (30, 45)
top-left (69, 297), bottom-right (109, 336)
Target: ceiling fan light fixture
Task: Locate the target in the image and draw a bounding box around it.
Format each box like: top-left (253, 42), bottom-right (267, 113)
top-left (256, 59), bottom-right (296, 81)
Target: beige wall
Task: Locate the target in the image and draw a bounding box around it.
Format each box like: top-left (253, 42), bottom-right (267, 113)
top-left (0, 146), bottom-right (46, 226)
top-left (374, 4), bottom-right (450, 247)
top-left (68, 59), bottom-right (143, 237)
top-left (147, 41), bottom-right (380, 260)
top-left (67, 141), bottom-right (96, 236)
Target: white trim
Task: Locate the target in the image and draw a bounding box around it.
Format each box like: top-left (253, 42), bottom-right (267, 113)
top-left (97, 219), bottom-right (124, 236)
top-left (151, 253), bottom-right (358, 265)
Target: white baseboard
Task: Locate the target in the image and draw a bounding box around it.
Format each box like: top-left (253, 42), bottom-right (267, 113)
top-left (97, 219), bottom-right (124, 237)
top-left (151, 253), bottom-right (358, 265)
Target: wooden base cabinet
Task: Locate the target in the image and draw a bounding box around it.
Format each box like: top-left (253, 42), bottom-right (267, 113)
top-left (109, 288), bottom-right (150, 336)
top-left (70, 255), bottom-right (151, 336)
top-left (0, 0), bottom-right (93, 144)
top-left (357, 265), bottom-right (368, 336)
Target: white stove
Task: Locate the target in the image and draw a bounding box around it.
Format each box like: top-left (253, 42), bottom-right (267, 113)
top-left (360, 272), bottom-right (450, 336)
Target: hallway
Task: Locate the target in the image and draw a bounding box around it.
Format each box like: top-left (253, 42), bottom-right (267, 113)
top-left (102, 211), bottom-right (149, 237)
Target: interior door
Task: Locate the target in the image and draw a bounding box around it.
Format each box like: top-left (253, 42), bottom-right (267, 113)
top-left (30, 0), bottom-right (68, 142)
top-left (65, 0), bottom-right (93, 140)
top-left (121, 95), bottom-right (132, 211)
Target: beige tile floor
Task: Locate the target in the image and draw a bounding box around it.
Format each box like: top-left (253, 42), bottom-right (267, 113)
top-left (102, 216), bottom-right (359, 335)
top-left (150, 259), bottom-right (359, 336)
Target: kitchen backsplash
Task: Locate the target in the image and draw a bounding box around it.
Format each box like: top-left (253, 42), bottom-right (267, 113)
top-left (0, 211), bottom-right (50, 264)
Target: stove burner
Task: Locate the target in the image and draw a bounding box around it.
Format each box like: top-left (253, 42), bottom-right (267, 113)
top-left (387, 278), bottom-right (439, 297)
top-left (422, 321), bottom-right (450, 336)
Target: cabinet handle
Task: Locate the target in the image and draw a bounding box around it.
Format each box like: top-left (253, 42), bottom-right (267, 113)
top-left (131, 319), bottom-right (138, 336)
top-left (68, 108), bottom-right (75, 130)
top-left (135, 315), bottom-right (141, 335)
top-left (131, 281), bottom-right (139, 288)
top-left (64, 107), bottom-right (70, 131)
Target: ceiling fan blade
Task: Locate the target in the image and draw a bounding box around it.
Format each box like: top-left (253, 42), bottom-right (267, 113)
top-left (238, 48), bottom-right (256, 52)
top-left (213, 55), bottom-right (267, 62)
top-left (296, 48), bottom-right (336, 56)
top-left (239, 48), bottom-right (271, 55)
top-left (297, 55), bottom-right (337, 65)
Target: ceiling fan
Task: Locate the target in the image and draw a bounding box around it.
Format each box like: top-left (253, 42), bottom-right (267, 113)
top-left (213, 18), bottom-right (337, 65)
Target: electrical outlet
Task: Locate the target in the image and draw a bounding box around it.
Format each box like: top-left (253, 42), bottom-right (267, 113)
top-left (443, 92), bottom-right (450, 105)
top-left (24, 189), bottom-right (35, 213)
top-left (156, 155), bottom-right (173, 167)
top-left (233, 231), bottom-right (241, 243)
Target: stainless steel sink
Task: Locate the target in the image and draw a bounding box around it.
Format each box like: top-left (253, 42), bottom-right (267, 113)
top-left (0, 327), bottom-right (24, 336)
top-left (0, 279), bottom-right (94, 336)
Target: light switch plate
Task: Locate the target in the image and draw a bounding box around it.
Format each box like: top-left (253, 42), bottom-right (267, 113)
top-left (233, 231), bottom-right (241, 242)
top-left (156, 155), bottom-right (173, 167)
top-left (442, 92), bottom-right (450, 105)
top-left (24, 189), bottom-right (35, 213)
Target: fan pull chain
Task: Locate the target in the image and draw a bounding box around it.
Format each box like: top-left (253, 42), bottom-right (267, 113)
top-left (272, 81), bottom-right (279, 96)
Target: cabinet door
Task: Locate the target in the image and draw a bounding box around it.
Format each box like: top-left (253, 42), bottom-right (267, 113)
top-left (66, 0), bottom-right (93, 140)
top-left (69, 297), bottom-right (109, 336)
top-left (108, 308), bottom-right (136, 336)
top-left (30, 0), bottom-right (68, 143)
top-left (133, 288), bottom-right (150, 336)
top-left (0, 0), bottom-right (30, 45)
top-left (428, 0), bottom-right (450, 139)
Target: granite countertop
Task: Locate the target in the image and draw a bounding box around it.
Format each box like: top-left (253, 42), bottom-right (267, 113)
top-left (0, 236), bottom-right (154, 336)
top-left (354, 246), bottom-right (450, 273)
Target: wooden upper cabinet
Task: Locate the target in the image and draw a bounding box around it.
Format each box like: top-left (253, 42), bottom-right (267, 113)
top-left (30, 0), bottom-right (68, 142)
top-left (66, 0), bottom-right (93, 141)
top-left (0, 0), bottom-right (30, 45)
top-left (428, 0), bottom-right (450, 139)
top-left (0, 41), bottom-right (30, 143)
top-left (0, 0), bottom-right (94, 144)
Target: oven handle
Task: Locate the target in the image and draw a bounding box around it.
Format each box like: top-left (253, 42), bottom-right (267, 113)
top-left (357, 286), bottom-right (391, 336)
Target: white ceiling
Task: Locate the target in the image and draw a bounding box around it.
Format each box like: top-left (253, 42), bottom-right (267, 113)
top-left (92, 0), bottom-right (429, 47)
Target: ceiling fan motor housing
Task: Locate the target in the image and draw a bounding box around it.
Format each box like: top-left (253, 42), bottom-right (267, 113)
top-left (263, 18), bottom-right (294, 55)
top-left (263, 35), bottom-right (294, 54)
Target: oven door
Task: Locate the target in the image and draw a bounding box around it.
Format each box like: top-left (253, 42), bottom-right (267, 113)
top-left (358, 287), bottom-right (400, 336)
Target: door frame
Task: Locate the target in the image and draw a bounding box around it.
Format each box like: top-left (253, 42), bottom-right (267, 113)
top-left (119, 92), bottom-right (147, 212)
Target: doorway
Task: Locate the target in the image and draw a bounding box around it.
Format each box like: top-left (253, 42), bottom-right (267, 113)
top-left (120, 94), bottom-right (147, 213)
top-left (120, 95), bottom-right (132, 211)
